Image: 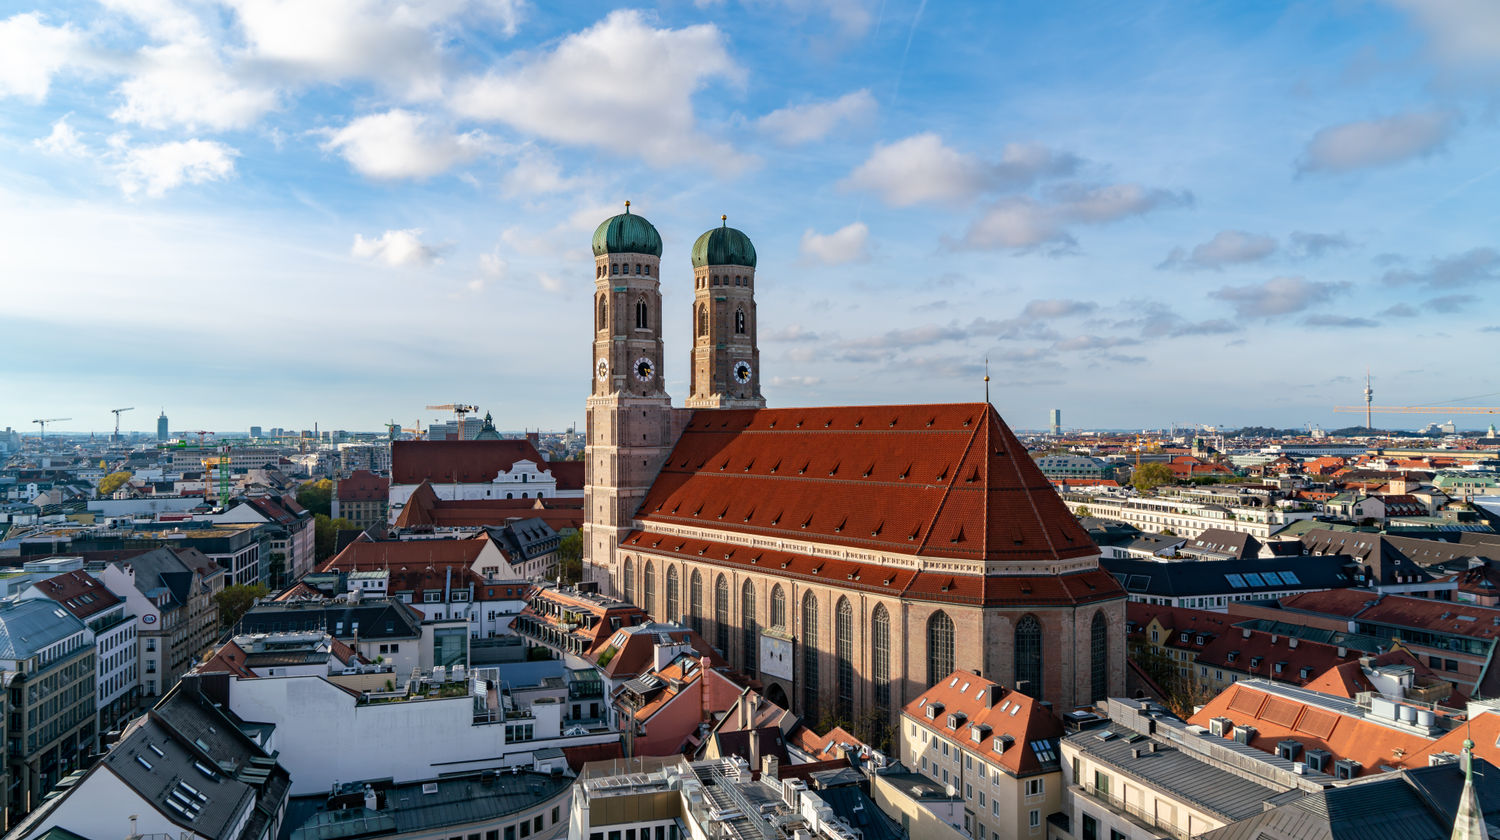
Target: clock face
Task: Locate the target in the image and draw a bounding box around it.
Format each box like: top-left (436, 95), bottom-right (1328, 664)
top-left (634, 357), bottom-right (656, 382)
top-left (596, 358), bottom-right (609, 381)
top-left (733, 360), bottom-right (753, 384)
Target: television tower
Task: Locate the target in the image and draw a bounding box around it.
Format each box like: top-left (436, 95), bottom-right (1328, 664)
top-left (1363, 370), bottom-right (1373, 430)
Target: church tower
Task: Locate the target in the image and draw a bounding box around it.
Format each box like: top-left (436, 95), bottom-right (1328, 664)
top-left (583, 203), bottom-right (681, 595)
top-left (687, 217), bottom-right (764, 409)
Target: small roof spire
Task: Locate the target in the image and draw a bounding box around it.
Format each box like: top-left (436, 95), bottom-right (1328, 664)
top-left (721, 214), bottom-right (727, 227)
top-left (624, 200), bottom-right (631, 213)
top-left (1452, 737), bottom-right (1489, 840)
top-left (984, 358), bottom-right (991, 405)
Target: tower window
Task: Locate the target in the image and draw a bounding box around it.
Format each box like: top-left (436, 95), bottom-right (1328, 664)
top-left (598, 295), bottom-right (608, 331)
top-left (636, 299), bottom-right (649, 330)
top-left (698, 304), bottom-right (708, 337)
top-left (634, 263), bottom-right (641, 275)
top-left (612, 263), bottom-right (619, 275)
top-left (735, 309), bottom-right (746, 334)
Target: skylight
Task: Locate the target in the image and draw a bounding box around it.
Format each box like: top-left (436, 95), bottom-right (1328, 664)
top-left (1225, 574), bottom-right (1247, 589)
top-left (1243, 573), bottom-right (1266, 587)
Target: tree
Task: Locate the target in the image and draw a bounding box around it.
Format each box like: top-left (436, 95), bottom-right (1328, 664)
top-left (557, 531), bottom-right (583, 584)
top-left (314, 513), bottom-right (356, 561)
top-left (215, 583), bottom-right (269, 630)
top-left (1130, 462), bottom-right (1176, 494)
top-left (1075, 505), bottom-right (1092, 519)
top-left (97, 470), bottom-right (133, 497)
top-left (297, 478), bottom-right (334, 517)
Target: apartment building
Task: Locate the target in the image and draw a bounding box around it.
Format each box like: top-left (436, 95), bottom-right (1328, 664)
top-left (95, 547), bottom-right (224, 699)
top-left (21, 569), bottom-right (139, 744)
top-left (902, 670), bottom-right (1064, 840)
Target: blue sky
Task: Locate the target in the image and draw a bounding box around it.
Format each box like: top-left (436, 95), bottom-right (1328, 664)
top-left (2, 0), bottom-right (1498, 435)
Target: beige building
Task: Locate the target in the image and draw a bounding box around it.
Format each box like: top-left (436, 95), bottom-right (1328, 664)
top-left (1057, 698), bottom-right (1324, 840)
top-left (582, 207), bottom-right (1127, 742)
top-left (902, 669), bottom-right (1064, 840)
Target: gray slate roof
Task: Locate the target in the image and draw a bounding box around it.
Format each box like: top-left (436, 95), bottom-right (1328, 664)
top-left (0, 597), bottom-right (88, 661)
top-left (1066, 725), bottom-right (1285, 823)
top-left (1201, 758), bottom-right (1500, 840)
top-left (282, 770), bottom-right (571, 840)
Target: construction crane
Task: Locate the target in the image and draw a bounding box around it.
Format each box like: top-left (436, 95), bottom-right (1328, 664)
top-left (426, 404), bottom-right (479, 420)
top-left (110, 407), bottom-right (134, 443)
top-left (33, 418), bottom-right (71, 439)
top-left (188, 430), bottom-right (215, 446)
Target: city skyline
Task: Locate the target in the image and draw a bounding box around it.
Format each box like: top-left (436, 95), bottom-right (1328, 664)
top-left (3, 1), bottom-right (1498, 430)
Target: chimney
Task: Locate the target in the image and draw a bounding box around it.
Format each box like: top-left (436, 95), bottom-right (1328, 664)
top-left (988, 684), bottom-right (1005, 708)
top-left (749, 728), bottom-right (761, 775)
top-left (739, 695), bottom-right (750, 731)
top-left (364, 784), bottom-right (378, 812)
top-left (762, 755), bottom-right (779, 781)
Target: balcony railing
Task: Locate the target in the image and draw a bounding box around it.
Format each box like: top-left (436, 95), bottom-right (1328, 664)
top-left (1074, 784), bottom-right (1190, 840)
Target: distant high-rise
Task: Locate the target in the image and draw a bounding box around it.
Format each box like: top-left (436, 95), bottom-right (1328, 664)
top-left (1049, 408), bottom-right (1062, 436)
top-left (157, 411), bottom-right (169, 441)
top-left (249, 426), bottom-right (262, 438)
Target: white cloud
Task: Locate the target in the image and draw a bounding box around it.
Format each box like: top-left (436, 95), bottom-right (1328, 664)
top-left (115, 138), bottom-right (239, 197)
top-left (1381, 247), bottom-right (1500, 288)
top-left (1384, 0), bottom-right (1500, 65)
top-left (0, 13), bottom-right (84, 102)
top-left (843, 134), bottom-right (1078, 206)
top-left (757, 89), bottom-right (875, 145)
top-left (451, 10), bottom-right (746, 168)
top-left (1298, 110), bottom-right (1460, 173)
top-left (501, 148), bottom-right (581, 196)
top-left (800, 222), bottom-right (869, 264)
top-left (961, 183), bottom-right (1189, 252)
top-left (351, 229), bottom-right (444, 267)
top-left (322, 110), bottom-right (489, 179)
top-left (1210, 276), bottom-right (1346, 317)
top-left (479, 249), bottom-right (508, 279)
top-left (1021, 299), bottom-right (1097, 319)
top-left (34, 117), bottom-right (90, 157)
top-left (1159, 230), bottom-right (1278, 270)
top-left (962, 197), bottom-right (1070, 249)
top-left (112, 42), bottom-right (278, 131)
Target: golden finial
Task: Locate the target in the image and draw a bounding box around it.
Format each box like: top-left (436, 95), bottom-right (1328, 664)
top-left (624, 200), bottom-right (631, 213)
top-left (984, 358), bottom-right (991, 404)
top-left (721, 214), bottom-right (727, 226)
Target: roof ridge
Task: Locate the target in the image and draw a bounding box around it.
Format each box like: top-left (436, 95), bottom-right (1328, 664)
top-left (912, 415), bottom-right (983, 558)
top-left (990, 405), bottom-right (1062, 559)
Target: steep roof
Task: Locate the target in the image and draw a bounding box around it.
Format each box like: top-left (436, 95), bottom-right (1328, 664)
top-left (0, 598), bottom-right (89, 660)
top-left (31, 570), bottom-right (123, 620)
top-left (319, 536), bottom-right (488, 573)
top-left (905, 669), bottom-right (1063, 777)
top-left (391, 439), bottom-right (549, 485)
top-left (336, 470), bottom-right (388, 502)
top-left (636, 403), bottom-right (1099, 567)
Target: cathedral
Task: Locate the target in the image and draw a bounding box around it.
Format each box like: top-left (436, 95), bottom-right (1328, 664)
top-left (582, 203), bottom-right (1126, 734)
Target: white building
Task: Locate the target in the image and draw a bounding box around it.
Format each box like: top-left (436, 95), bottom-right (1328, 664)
top-left (388, 439), bottom-right (577, 524)
top-left (20, 567), bottom-right (140, 745)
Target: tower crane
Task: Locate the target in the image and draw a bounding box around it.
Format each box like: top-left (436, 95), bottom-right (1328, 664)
top-left (33, 418), bottom-right (71, 439)
top-left (111, 407), bottom-right (134, 443)
top-left (426, 404), bottom-right (479, 420)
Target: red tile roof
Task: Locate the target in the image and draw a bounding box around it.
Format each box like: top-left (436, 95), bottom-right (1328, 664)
top-left (549, 461), bottom-right (584, 491)
top-left (32, 570), bottom-right (123, 619)
top-left (1280, 590), bottom-right (1500, 641)
top-left (906, 669), bottom-right (1063, 777)
top-left (394, 481), bottom-right (582, 531)
top-left (636, 403), bottom-right (1099, 567)
top-left (337, 470), bottom-right (389, 502)
top-left (319, 536), bottom-right (488, 573)
top-left (1194, 630), bottom-right (1362, 687)
top-left (391, 439), bottom-right (549, 485)
top-left (623, 530), bottom-right (1122, 607)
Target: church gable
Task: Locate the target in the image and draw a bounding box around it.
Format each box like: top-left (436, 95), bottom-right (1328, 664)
top-left (635, 402), bottom-right (1097, 567)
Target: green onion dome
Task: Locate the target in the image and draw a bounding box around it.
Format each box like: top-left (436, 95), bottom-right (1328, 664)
top-left (691, 216), bottom-right (757, 269)
top-left (592, 202), bottom-right (662, 257)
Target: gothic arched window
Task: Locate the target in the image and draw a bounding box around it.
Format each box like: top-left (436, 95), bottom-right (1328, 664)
top-left (635, 298), bottom-right (648, 330)
top-left (634, 263), bottom-right (641, 275)
top-left (642, 560), bottom-right (655, 617)
top-left (802, 593), bottom-right (820, 722)
top-left (927, 610), bottom-right (954, 687)
top-left (770, 584), bottom-right (786, 630)
top-left (872, 604), bottom-right (891, 710)
top-left (1091, 611), bottom-right (1109, 702)
top-left (665, 566), bottom-right (679, 623)
top-left (622, 557), bottom-right (634, 605)
top-left (689, 570), bottom-right (703, 633)
top-left (598, 295), bottom-right (608, 331)
top-left (1015, 614), bottom-right (1043, 695)
top-left (735, 308), bottom-right (746, 334)
top-left (836, 597), bottom-right (854, 722)
top-left (697, 304), bottom-right (708, 337)
top-left (715, 575), bottom-right (729, 655)
top-left (741, 580), bottom-right (758, 676)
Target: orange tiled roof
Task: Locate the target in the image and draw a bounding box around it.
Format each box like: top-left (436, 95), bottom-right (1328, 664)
top-left (636, 403), bottom-right (1100, 567)
top-left (906, 669), bottom-right (1063, 777)
top-left (320, 536), bottom-right (488, 573)
top-left (337, 470), bottom-right (389, 502)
